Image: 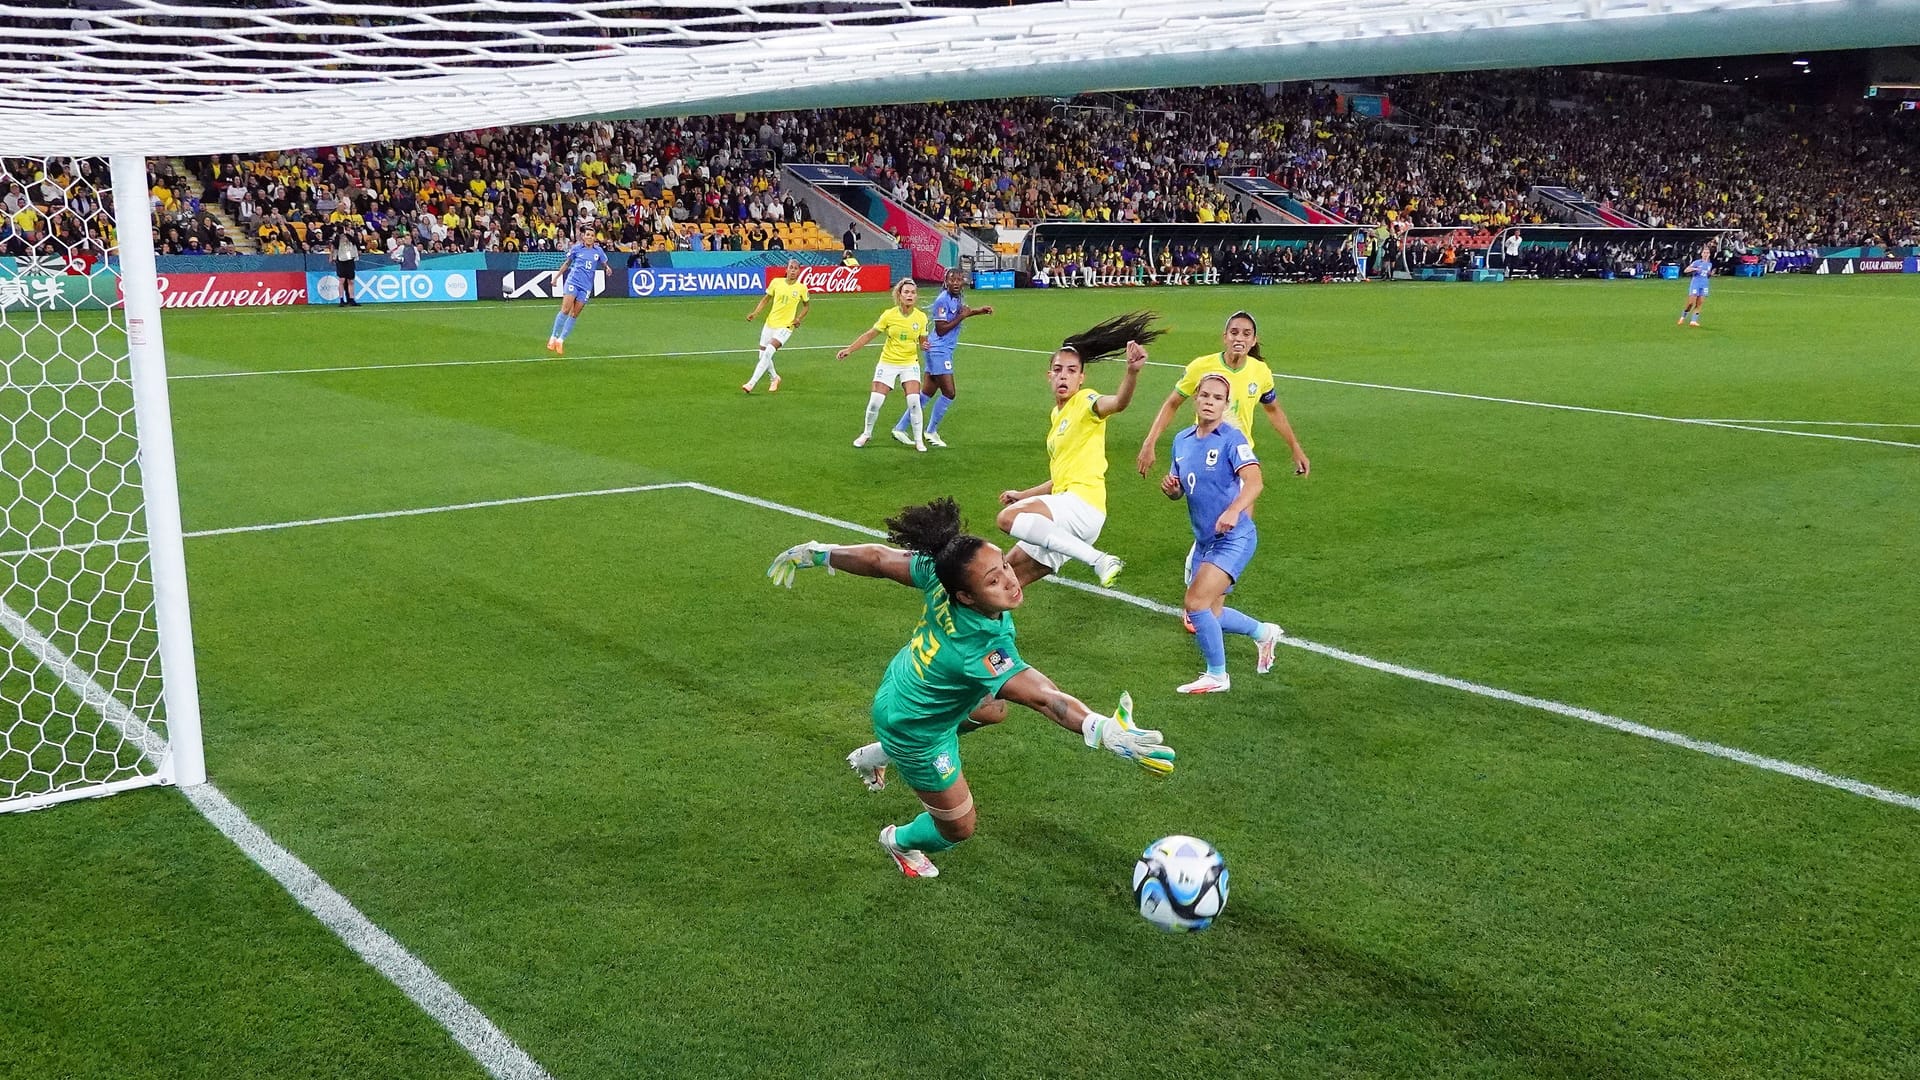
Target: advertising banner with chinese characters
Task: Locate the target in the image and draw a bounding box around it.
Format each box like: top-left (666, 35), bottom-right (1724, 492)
top-left (0, 271), bottom-right (118, 311)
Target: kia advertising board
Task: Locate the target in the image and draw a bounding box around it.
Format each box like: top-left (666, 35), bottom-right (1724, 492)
top-left (758, 264), bottom-right (891, 294)
top-left (478, 268), bottom-right (625, 301)
top-left (307, 269), bottom-right (478, 305)
top-left (154, 272), bottom-right (308, 308)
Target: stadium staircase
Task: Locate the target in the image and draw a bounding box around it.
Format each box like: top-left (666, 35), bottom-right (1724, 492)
top-left (1527, 185), bottom-right (1648, 228)
top-left (778, 164), bottom-right (902, 253)
top-left (1217, 175), bottom-right (1353, 225)
top-left (781, 163), bottom-right (958, 277)
top-left (169, 158), bottom-right (259, 252)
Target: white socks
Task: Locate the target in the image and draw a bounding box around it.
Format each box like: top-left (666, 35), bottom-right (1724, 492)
top-left (747, 345), bottom-right (777, 388)
top-left (862, 391), bottom-right (886, 436)
top-left (1009, 512), bottom-right (1103, 567)
top-left (906, 395), bottom-right (924, 443)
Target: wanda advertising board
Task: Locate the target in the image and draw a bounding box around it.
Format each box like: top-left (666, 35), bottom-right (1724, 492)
top-left (758, 264), bottom-right (892, 294)
top-left (152, 272), bottom-right (308, 308)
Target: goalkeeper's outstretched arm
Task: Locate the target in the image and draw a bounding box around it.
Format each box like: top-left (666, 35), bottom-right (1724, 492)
top-left (997, 669), bottom-right (1175, 776)
top-left (767, 541), bottom-right (915, 588)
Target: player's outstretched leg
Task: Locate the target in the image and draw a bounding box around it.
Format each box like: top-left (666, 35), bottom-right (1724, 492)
top-left (1000, 506), bottom-right (1121, 586)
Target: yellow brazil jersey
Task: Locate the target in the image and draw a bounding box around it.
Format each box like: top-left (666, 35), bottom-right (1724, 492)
top-left (764, 278), bottom-right (809, 330)
top-left (1046, 388), bottom-right (1110, 514)
top-left (872, 306), bottom-right (928, 367)
top-left (1175, 352), bottom-right (1275, 447)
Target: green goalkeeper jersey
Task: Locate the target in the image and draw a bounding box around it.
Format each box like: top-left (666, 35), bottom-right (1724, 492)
top-left (870, 555), bottom-right (1029, 757)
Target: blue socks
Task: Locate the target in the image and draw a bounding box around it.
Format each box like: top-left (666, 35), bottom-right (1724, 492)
top-left (1218, 607), bottom-right (1261, 638)
top-left (1188, 609), bottom-right (1227, 675)
top-left (556, 313), bottom-right (578, 340)
top-left (550, 310), bottom-right (567, 338)
top-left (894, 392), bottom-right (956, 434)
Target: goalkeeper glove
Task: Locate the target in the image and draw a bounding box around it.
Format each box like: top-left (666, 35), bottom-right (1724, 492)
top-left (767, 541), bottom-right (836, 588)
top-left (1082, 692), bottom-right (1174, 776)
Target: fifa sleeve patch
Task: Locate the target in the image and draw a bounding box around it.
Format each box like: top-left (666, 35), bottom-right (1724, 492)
top-left (1234, 442), bottom-right (1256, 464)
top-left (982, 649), bottom-right (1017, 677)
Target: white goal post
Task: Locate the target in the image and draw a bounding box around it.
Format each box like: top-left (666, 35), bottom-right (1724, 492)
top-left (0, 0), bottom-right (1901, 812)
top-left (0, 156), bottom-right (203, 812)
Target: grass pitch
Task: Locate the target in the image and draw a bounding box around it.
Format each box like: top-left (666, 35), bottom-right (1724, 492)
top-left (5, 276), bottom-right (1919, 1078)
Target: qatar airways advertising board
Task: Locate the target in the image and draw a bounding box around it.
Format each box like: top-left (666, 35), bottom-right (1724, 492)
top-left (758, 264), bottom-right (892, 293)
top-left (152, 272), bottom-right (309, 308)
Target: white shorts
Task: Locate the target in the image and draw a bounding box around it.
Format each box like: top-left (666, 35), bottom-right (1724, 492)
top-left (1014, 492), bottom-right (1106, 573)
top-left (872, 362), bottom-right (921, 389)
top-left (759, 325), bottom-right (793, 348)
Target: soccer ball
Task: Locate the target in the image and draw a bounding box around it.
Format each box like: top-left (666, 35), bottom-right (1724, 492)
top-left (1132, 835), bottom-right (1228, 932)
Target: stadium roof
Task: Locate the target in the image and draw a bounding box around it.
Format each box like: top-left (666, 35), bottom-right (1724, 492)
top-left (3, 0), bottom-right (1918, 156)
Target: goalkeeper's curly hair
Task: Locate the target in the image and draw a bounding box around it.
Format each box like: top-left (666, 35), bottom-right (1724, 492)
top-left (1056, 311), bottom-right (1165, 365)
top-left (885, 497), bottom-right (987, 600)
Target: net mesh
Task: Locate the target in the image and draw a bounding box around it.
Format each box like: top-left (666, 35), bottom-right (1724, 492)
top-left (3, 0), bottom-right (1877, 158)
top-left (0, 157), bottom-right (171, 810)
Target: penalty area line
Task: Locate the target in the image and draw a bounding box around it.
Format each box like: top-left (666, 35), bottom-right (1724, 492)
top-left (0, 598), bottom-right (552, 1080)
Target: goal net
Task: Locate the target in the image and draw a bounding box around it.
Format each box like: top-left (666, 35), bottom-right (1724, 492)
top-left (1, 156), bottom-right (202, 812)
top-left (0, 0), bottom-right (1881, 812)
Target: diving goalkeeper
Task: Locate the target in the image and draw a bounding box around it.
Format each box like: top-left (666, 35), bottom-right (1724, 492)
top-left (767, 497), bottom-right (1175, 879)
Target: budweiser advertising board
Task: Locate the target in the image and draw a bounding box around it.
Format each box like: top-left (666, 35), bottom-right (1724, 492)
top-left (759, 264), bottom-right (891, 293)
top-left (153, 272), bottom-right (308, 308)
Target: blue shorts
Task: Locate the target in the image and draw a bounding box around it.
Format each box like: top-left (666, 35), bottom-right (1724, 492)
top-left (924, 350), bottom-right (955, 378)
top-left (1688, 284), bottom-right (1708, 298)
top-left (565, 280), bottom-right (594, 303)
top-left (1189, 527), bottom-right (1257, 588)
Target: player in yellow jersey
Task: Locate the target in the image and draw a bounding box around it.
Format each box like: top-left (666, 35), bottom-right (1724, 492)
top-left (995, 312), bottom-right (1164, 589)
top-left (1136, 310), bottom-right (1310, 478)
top-left (837, 279), bottom-right (930, 451)
top-left (741, 258), bottom-right (810, 393)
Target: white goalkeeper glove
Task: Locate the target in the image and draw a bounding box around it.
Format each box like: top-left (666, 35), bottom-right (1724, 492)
top-left (766, 541), bottom-right (836, 588)
top-left (1082, 692), bottom-right (1174, 777)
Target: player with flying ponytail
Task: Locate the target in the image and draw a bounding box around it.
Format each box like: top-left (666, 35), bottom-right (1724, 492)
top-left (995, 311), bottom-right (1164, 589)
top-left (766, 497), bottom-right (1175, 879)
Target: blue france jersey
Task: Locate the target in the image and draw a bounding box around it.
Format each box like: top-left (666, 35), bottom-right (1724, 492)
top-left (565, 243), bottom-right (609, 287)
top-left (926, 290), bottom-right (963, 360)
top-left (1171, 423), bottom-right (1259, 543)
top-left (1686, 258), bottom-right (1711, 285)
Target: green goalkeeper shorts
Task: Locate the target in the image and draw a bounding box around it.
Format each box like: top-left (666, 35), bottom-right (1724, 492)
top-left (871, 711), bottom-right (963, 792)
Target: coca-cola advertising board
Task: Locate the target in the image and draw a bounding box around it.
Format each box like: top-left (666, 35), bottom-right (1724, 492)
top-left (153, 272), bottom-right (308, 308)
top-left (759, 264), bottom-right (892, 293)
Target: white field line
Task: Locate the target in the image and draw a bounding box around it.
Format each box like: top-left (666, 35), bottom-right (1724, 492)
top-left (0, 483), bottom-right (694, 560)
top-left (968, 343), bottom-right (1920, 449)
top-left (184, 482), bottom-right (689, 540)
top-left (157, 333), bottom-right (1920, 451)
top-left (1692, 419), bottom-right (1920, 429)
top-left (170, 345), bottom-right (845, 382)
top-left (0, 599), bottom-right (554, 1080)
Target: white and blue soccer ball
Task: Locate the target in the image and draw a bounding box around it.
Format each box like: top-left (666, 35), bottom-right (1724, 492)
top-left (1132, 835), bottom-right (1229, 932)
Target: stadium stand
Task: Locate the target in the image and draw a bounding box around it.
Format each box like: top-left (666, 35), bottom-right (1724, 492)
top-left (0, 68), bottom-right (1912, 263)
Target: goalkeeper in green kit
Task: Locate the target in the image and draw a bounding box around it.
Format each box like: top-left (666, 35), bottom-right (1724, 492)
top-left (768, 497), bottom-right (1176, 879)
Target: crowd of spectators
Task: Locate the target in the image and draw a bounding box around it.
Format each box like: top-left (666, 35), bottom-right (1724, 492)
top-left (5, 66), bottom-right (1915, 265)
top-left (173, 118), bottom-right (843, 258)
